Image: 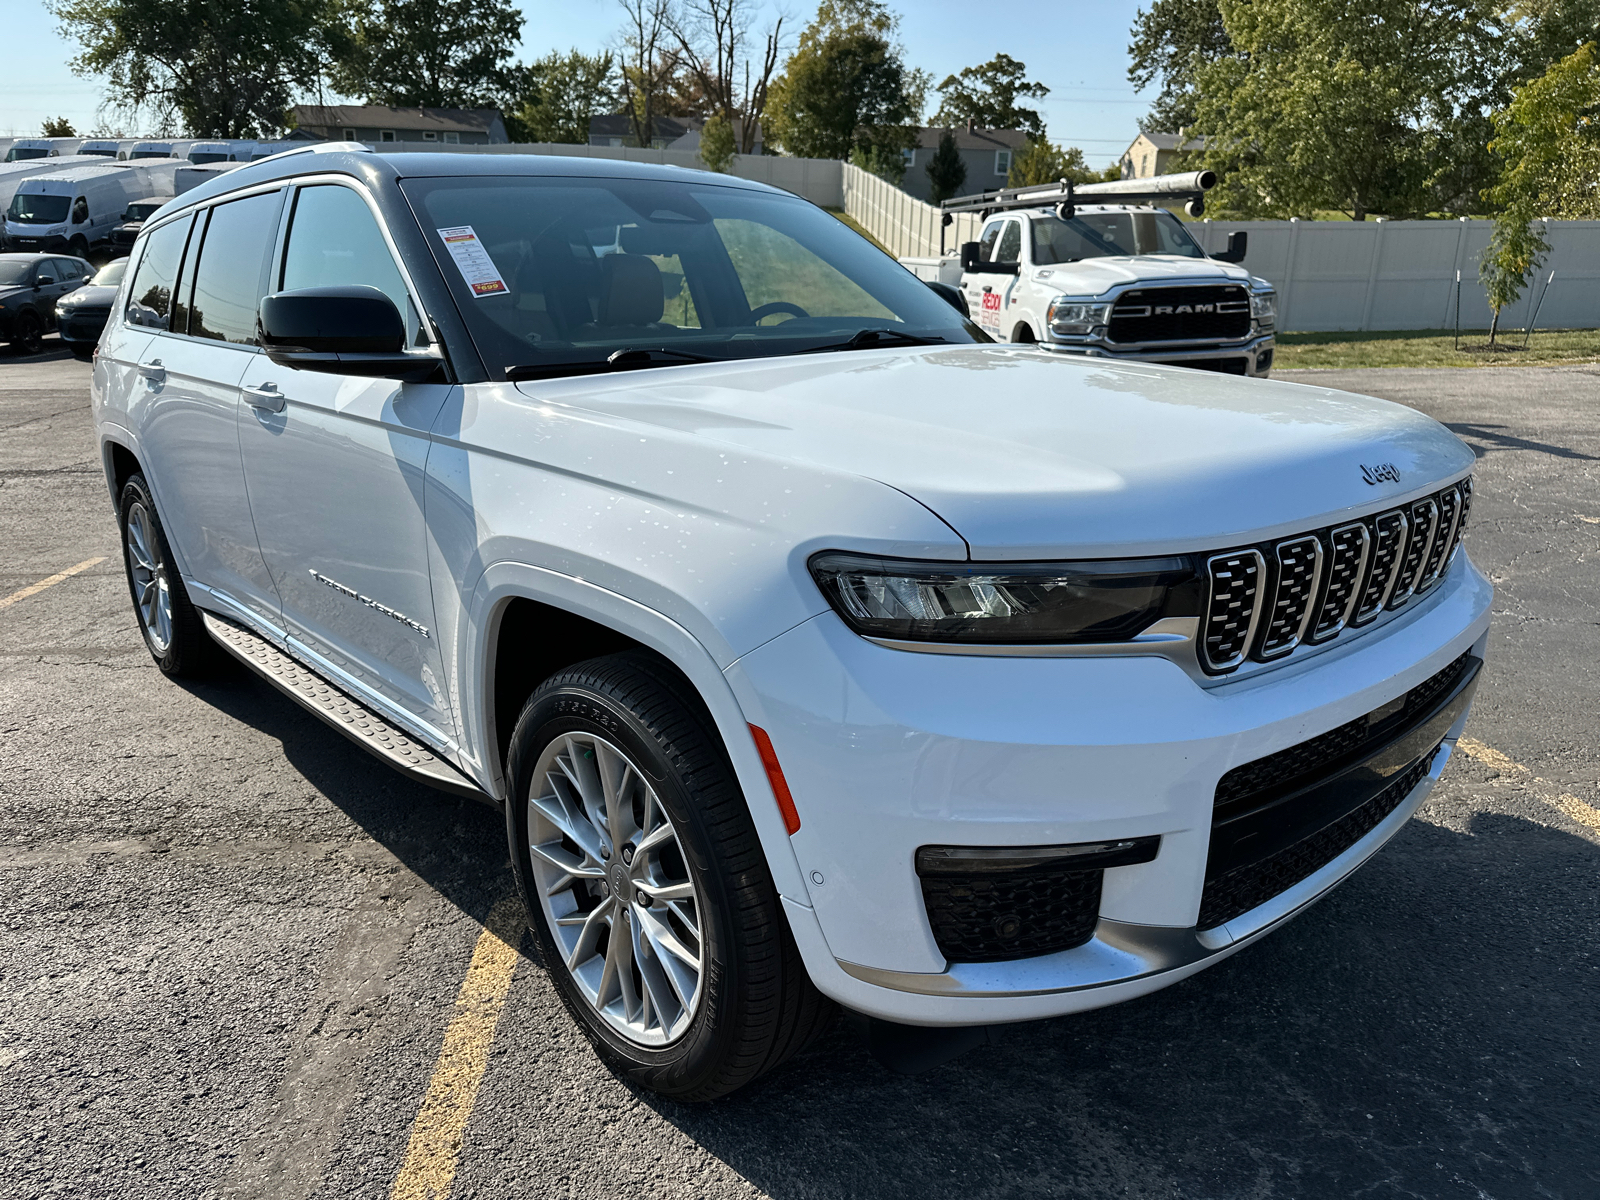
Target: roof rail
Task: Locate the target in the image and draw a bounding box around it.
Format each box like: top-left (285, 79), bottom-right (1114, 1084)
top-left (249, 140), bottom-right (373, 166)
top-left (940, 169), bottom-right (1218, 220)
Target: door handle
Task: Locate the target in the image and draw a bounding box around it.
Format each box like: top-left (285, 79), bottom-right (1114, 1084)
top-left (137, 359), bottom-right (165, 382)
top-left (242, 383), bottom-right (286, 414)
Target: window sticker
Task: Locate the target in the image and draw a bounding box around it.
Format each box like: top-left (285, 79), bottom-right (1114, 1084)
top-left (436, 225), bottom-right (508, 297)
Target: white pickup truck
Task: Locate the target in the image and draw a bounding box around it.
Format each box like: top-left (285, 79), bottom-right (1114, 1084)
top-left (905, 173), bottom-right (1278, 377)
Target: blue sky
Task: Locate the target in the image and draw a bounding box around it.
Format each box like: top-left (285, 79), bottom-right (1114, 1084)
top-left (5, 0), bottom-right (1158, 166)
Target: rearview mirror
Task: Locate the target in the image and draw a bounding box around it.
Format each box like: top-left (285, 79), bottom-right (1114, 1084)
top-left (1212, 231), bottom-right (1248, 264)
top-left (258, 286), bottom-right (438, 381)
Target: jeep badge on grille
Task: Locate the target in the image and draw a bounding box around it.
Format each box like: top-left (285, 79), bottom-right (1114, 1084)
top-left (1360, 462), bottom-right (1401, 485)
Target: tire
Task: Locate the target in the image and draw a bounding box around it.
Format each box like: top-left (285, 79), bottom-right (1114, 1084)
top-left (118, 473), bottom-right (223, 676)
top-left (507, 653), bottom-right (833, 1101)
top-left (70, 236), bottom-right (89, 260)
top-left (11, 311), bottom-right (42, 355)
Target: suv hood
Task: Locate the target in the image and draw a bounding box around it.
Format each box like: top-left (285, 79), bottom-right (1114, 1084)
top-left (518, 345), bottom-right (1474, 559)
top-left (1033, 255), bottom-right (1253, 295)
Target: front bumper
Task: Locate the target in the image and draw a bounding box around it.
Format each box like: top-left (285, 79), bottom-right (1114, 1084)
top-left (1046, 331), bottom-right (1275, 377)
top-left (4, 234), bottom-right (70, 253)
top-left (58, 308), bottom-right (110, 346)
top-left (729, 550), bottom-right (1491, 1025)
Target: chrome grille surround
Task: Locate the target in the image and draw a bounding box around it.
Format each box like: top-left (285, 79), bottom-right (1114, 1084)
top-left (1308, 522), bottom-right (1370, 642)
top-left (1200, 477), bottom-right (1472, 676)
top-left (1389, 498), bottom-right (1439, 608)
top-left (1353, 510), bottom-right (1408, 624)
top-left (1418, 485), bottom-right (1461, 593)
top-left (1255, 536), bottom-right (1324, 660)
top-left (1200, 551), bottom-right (1265, 671)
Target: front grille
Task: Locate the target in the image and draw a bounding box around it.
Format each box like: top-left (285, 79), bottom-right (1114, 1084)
top-left (1213, 651), bottom-right (1474, 811)
top-left (1108, 285), bottom-right (1252, 344)
top-left (1199, 479), bottom-right (1471, 674)
top-left (1198, 747), bottom-right (1438, 929)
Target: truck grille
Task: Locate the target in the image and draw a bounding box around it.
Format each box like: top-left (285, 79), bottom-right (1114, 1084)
top-left (1107, 285), bottom-right (1252, 344)
top-left (1199, 479), bottom-right (1471, 675)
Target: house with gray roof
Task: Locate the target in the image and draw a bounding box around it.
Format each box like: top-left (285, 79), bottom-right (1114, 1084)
top-left (900, 124), bottom-right (1032, 202)
top-left (1120, 131), bottom-right (1209, 179)
top-left (288, 105), bottom-right (508, 146)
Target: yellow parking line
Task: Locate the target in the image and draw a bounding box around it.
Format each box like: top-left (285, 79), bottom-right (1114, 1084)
top-left (0, 557), bottom-right (108, 611)
top-left (391, 897), bottom-right (525, 1200)
top-left (1456, 737), bottom-right (1600, 830)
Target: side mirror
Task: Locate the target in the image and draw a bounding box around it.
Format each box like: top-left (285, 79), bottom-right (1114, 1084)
top-left (258, 286), bottom-right (438, 381)
top-left (1212, 231), bottom-right (1248, 264)
top-left (925, 279), bottom-right (968, 317)
top-left (959, 241), bottom-right (981, 271)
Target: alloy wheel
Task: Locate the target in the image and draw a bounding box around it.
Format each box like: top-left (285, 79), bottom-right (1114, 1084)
top-left (125, 500), bottom-right (173, 653)
top-left (526, 732), bottom-right (705, 1047)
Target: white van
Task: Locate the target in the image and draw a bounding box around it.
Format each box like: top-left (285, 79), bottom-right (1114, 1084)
top-left (174, 162), bottom-right (243, 194)
top-left (77, 140), bottom-right (123, 158)
top-left (1, 160), bottom-right (180, 256)
top-left (186, 141), bottom-right (255, 164)
top-left (0, 157), bottom-right (107, 234)
top-left (126, 141), bottom-right (196, 161)
top-left (5, 139), bottom-right (62, 162)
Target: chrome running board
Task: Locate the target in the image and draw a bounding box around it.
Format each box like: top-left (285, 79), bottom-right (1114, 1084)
top-left (200, 611), bottom-right (489, 803)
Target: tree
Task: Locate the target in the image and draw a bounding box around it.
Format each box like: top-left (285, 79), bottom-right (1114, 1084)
top-left (699, 111), bottom-right (737, 171)
top-left (1007, 139), bottom-right (1107, 188)
top-left (1191, 0), bottom-right (1506, 220)
top-left (41, 117), bottom-right (77, 137)
top-left (511, 50), bottom-right (617, 144)
top-left (1127, 0), bottom-right (1230, 132)
top-left (617, 0), bottom-right (687, 148)
top-left (1480, 42), bottom-right (1600, 343)
top-left (764, 0), bottom-right (922, 160)
top-left (667, 0), bottom-right (785, 154)
top-left (848, 142), bottom-right (904, 183)
top-left (329, 0), bottom-right (524, 109)
top-left (924, 127), bottom-right (966, 203)
top-left (50, 0), bottom-right (332, 137)
top-left (931, 54), bottom-right (1048, 138)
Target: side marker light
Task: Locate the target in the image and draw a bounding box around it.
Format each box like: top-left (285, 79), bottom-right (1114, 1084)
top-left (748, 723), bottom-right (800, 835)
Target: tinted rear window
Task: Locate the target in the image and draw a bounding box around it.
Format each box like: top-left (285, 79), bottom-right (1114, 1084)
top-left (189, 191), bottom-right (282, 344)
top-left (126, 216), bottom-right (193, 329)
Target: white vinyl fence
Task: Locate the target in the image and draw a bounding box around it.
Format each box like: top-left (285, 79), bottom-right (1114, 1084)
top-left (1187, 218), bottom-right (1599, 333)
top-left (840, 162), bottom-right (982, 258)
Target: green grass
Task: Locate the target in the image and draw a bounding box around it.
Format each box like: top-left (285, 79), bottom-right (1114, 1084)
top-left (1274, 328), bottom-right (1600, 370)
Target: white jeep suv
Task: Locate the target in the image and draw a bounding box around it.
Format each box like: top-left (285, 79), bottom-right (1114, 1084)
top-left (92, 147), bottom-right (1490, 1100)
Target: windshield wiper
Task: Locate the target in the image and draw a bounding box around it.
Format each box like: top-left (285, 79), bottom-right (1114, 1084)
top-left (505, 346), bottom-right (724, 382)
top-left (798, 328), bottom-right (947, 355)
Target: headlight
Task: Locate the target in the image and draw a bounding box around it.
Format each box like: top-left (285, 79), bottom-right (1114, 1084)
top-left (809, 552), bottom-right (1201, 644)
top-left (1046, 297), bottom-right (1113, 337)
top-left (1250, 290), bottom-right (1276, 329)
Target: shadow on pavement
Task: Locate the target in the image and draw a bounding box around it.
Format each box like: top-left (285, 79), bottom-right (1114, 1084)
top-left (652, 812), bottom-right (1598, 1199)
top-left (1446, 422), bottom-right (1600, 462)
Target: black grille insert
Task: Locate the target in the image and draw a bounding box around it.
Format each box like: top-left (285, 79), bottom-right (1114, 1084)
top-left (1108, 285), bottom-right (1252, 344)
top-left (1201, 551), bottom-right (1264, 670)
top-left (1256, 536), bottom-right (1323, 658)
top-left (1198, 749), bottom-right (1438, 929)
top-left (1310, 522), bottom-right (1369, 641)
top-left (917, 838), bottom-right (1160, 963)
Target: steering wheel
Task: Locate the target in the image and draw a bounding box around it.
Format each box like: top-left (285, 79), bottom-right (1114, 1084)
top-left (748, 301), bottom-right (811, 325)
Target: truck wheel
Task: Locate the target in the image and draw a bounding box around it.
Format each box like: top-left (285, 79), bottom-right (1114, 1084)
top-left (118, 474), bottom-right (222, 676)
top-left (506, 652), bottom-right (833, 1101)
top-left (10, 312), bottom-right (42, 355)
top-left (70, 236), bottom-right (89, 260)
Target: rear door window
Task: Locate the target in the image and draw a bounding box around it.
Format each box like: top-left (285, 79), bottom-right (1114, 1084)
top-left (126, 215), bottom-right (193, 328)
top-left (278, 184), bottom-right (420, 343)
top-left (188, 190), bottom-right (283, 345)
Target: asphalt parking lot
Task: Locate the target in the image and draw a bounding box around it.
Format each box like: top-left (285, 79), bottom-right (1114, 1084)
top-left (2, 347), bottom-right (1596, 1199)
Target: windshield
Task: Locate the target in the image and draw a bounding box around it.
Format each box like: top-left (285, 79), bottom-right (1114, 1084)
top-left (7, 193), bottom-right (70, 224)
top-left (6, 148), bottom-right (49, 161)
top-left (130, 149), bottom-right (169, 159)
top-left (90, 259), bottom-right (128, 286)
top-left (124, 201), bottom-right (164, 221)
top-left (401, 175), bottom-right (981, 379)
top-left (0, 261), bottom-right (34, 285)
top-left (1030, 210), bottom-right (1205, 264)
top-left (189, 152), bottom-right (229, 164)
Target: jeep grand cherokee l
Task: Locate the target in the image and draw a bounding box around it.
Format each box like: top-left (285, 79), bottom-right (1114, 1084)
top-left (92, 145), bottom-right (1489, 1100)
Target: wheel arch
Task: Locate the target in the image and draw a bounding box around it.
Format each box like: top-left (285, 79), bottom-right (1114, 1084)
top-left (1010, 320), bottom-right (1038, 344)
top-left (466, 562), bottom-right (810, 902)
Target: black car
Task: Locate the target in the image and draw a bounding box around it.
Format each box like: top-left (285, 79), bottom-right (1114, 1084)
top-left (0, 252), bottom-right (94, 354)
top-left (109, 197), bottom-right (174, 254)
top-left (56, 257), bottom-right (128, 358)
